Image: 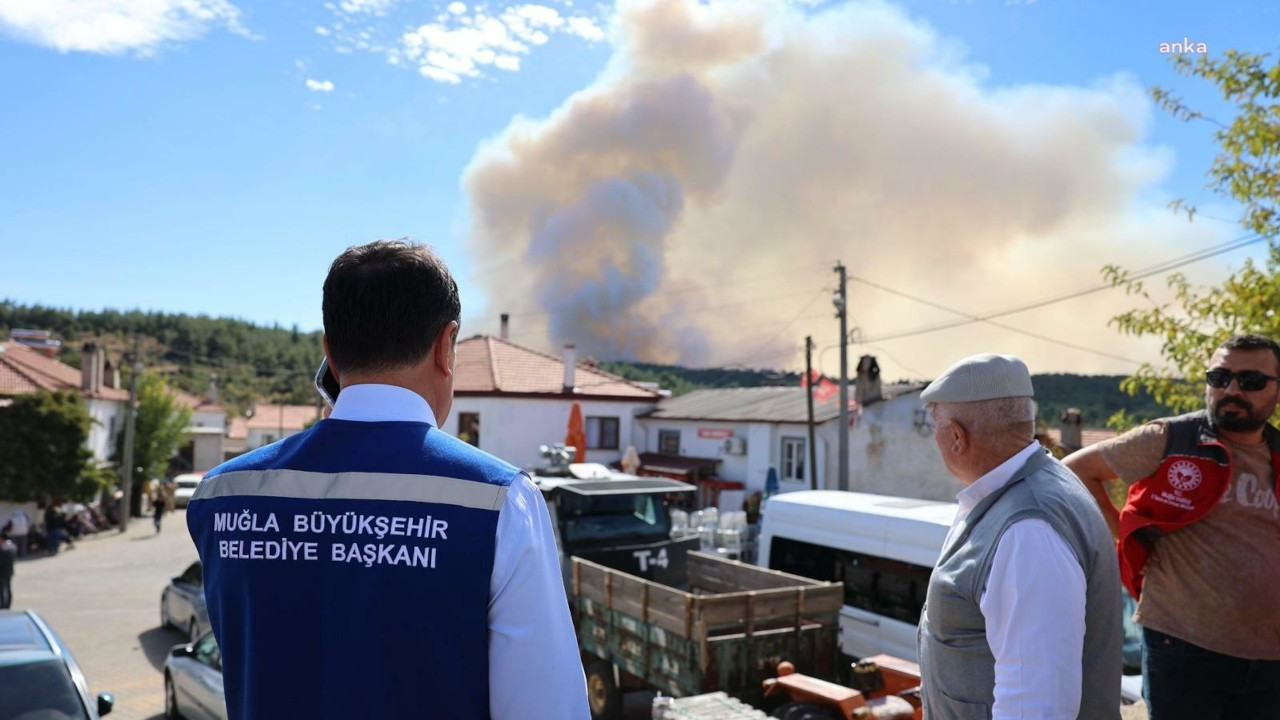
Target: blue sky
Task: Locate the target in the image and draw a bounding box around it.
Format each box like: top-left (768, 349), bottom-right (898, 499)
top-left (0, 0), bottom-right (1275, 377)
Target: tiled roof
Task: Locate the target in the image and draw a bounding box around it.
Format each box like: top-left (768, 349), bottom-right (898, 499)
top-left (0, 342), bottom-right (129, 401)
top-left (227, 403), bottom-right (323, 439)
top-left (1045, 427), bottom-right (1117, 449)
top-left (172, 387), bottom-right (225, 414)
top-left (454, 335), bottom-right (663, 400)
top-left (644, 382), bottom-right (926, 424)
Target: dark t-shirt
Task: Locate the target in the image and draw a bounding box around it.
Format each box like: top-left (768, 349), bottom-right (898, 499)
top-left (0, 541), bottom-right (14, 578)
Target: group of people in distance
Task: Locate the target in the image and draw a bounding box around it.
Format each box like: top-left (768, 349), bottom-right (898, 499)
top-left (186, 239), bottom-right (1278, 719)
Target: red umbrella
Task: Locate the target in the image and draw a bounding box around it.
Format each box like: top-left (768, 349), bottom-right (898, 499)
top-left (565, 402), bottom-right (587, 463)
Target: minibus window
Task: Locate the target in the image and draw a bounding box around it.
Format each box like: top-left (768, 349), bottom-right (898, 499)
top-left (770, 536), bottom-right (932, 625)
top-left (768, 536), bottom-right (838, 582)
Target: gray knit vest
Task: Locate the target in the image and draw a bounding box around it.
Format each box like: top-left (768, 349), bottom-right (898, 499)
top-left (917, 449), bottom-right (1123, 720)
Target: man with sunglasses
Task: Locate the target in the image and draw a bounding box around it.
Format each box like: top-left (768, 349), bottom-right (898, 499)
top-left (1065, 334), bottom-right (1280, 719)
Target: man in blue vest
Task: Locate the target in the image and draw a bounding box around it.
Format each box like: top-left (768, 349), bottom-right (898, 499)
top-left (188, 240), bottom-right (588, 719)
top-left (918, 353), bottom-right (1122, 720)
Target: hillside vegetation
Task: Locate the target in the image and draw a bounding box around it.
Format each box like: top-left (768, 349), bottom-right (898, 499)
top-left (3, 301), bottom-right (1173, 426)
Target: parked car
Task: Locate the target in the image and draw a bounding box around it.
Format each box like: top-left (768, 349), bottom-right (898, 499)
top-left (0, 609), bottom-right (115, 718)
top-left (165, 631), bottom-right (226, 720)
top-left (161, 561), bottom-right (209, 640)
top-left (172, 473), bottom-right (204, 509)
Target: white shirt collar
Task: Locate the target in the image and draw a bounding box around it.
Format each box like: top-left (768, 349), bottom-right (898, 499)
top-left (955, 441), bottom-right (1044, 519)
top-left (328, 384), bottom-right (437, 426)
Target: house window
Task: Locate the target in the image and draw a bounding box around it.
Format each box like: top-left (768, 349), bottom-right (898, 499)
top-left (585, 416), bottom-right (620, 450)
top-left (458, 412), bottom-right (481, 448)
top-left (658, 429), bottom-right (681, 455)
top-left (781, 437), bottom-right (806, 482)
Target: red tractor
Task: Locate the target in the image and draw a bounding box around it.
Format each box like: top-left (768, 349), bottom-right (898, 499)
top-left (762, 655), bottom-right (923, 720)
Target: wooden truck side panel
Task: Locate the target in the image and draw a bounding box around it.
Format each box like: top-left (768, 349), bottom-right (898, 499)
top-left (573, 551), bottom-right (842, 700)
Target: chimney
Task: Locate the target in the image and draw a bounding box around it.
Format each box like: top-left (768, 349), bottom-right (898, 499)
top-left (208, 374), bottom-right (219, 404)
top-left (1060, 408), bottom-right (1083, 452)
top-left (103, 358), bottom-right (121, 389)
top-left (500, 313), bottom-right (510, 341)
top-left (80, 344), bottom-right (92, 390)
top-left (854, 355), bottom-right (882, 405)
top-left (80, 343), bottom-right (103, 393)
top-left (563, 344), bottom-right (576, 392)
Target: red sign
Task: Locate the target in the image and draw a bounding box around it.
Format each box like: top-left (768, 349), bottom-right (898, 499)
top-left (698, 428), bottom-right (734, 440)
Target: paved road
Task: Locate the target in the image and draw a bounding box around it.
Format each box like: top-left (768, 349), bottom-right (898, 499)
top-left (13, 510), bottom-right (198, 720)
top-left (9, 515), bottom-right (1147, 720)
top-left (11, 509), bottom-right (663, 720)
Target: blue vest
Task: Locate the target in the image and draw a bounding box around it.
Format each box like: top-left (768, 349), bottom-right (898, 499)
top-left (187, 419), bottom-right (517, 720)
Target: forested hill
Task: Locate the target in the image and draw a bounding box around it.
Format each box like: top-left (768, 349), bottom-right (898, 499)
top-left (3, 301), bottom-right (1171, 426)
top-left (1, 301), bottom-right (324, 413)
top-left (600, 362), bottom-right (1173, 428)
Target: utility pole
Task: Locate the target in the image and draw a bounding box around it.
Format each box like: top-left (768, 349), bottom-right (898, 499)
top-left (805, 336), bottom-right (818, 491)
top-left (119, 334), bottom-right (141, 532)
top-left (834, 262), bottom-right (849, 492)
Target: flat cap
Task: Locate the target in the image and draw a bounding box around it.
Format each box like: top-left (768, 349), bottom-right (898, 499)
top-left (920, 353), bottom-right (1034, 404)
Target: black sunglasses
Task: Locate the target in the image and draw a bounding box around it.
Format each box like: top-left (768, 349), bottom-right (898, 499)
top-left (1205, 368), bottom-right (1280, 392)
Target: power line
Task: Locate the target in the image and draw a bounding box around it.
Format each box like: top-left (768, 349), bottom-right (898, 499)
top-left (814, 234), bottom-right (1266, 369)
top-left (720, 287), bottom-right (833, 369)
top-left (857, 233), bottom-right (1265, 344)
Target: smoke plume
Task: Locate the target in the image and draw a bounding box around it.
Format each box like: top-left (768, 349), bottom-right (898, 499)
top-left (462, 0), bottom-right (1223, 376)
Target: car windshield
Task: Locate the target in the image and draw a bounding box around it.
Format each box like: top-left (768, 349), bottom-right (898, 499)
top-left (558, 492), bottom-right (672, 544)
top-left (0, 659), bottom-right (90, 719)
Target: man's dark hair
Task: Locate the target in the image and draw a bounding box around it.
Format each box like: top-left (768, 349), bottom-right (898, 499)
top-left (323, 240), bottom-right (461, 375)
top-left (1219, 334), bottom-right (1280, 373)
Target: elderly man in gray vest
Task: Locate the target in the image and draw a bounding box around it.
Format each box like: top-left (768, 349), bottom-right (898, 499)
top-left (918, 353), bottom-right (1122, 720)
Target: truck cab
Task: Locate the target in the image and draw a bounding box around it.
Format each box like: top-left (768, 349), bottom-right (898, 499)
top-left (527, 445), bottom-right (699, 589)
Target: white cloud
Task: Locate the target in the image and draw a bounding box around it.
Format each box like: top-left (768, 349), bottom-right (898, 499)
top-left (305, 78), bottom-right (336, 92)
top-left (315, 25), bottom-right (332, 36)
top-left (338, 0), bottom-right (399, 15)
top-left (565, 16), bottom-right (605, 42)
top-left (396, 3), bottom-right (605, 84)
top-left (0, 0), bottom-right (248, 55)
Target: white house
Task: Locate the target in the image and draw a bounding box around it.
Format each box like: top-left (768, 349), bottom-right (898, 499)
top-left (447, 334), bottom-right (665, 470)
top-left (225, 402), bottom-right (324, 458)
top-left (172, 378), bottom-right (228, 473)
top-left (636, 356), bottom-right (963, 503)
top-left (0, 340), bottom-right (129, 465)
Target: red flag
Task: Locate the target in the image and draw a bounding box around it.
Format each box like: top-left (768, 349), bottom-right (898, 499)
top-left (814, 378), bottom-right (838, 403)
top-left (799, 368), bottom-right (822, 388)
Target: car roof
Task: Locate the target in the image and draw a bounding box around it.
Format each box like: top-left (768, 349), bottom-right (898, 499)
top-left (0, 610), bottom-right (100, 716)
top-left (557, 478), bottom-right (696, 496)
top-left (0, 610), bottom-right (59, 667)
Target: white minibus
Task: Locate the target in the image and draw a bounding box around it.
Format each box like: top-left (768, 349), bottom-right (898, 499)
top-left (756, 490), bottom-right (956, 666)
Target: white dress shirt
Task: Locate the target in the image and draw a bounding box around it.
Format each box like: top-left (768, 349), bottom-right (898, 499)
top-left (947, 441), bottom-right (1087, 720)
top-left (331, 384), bottom-right (589, 720)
